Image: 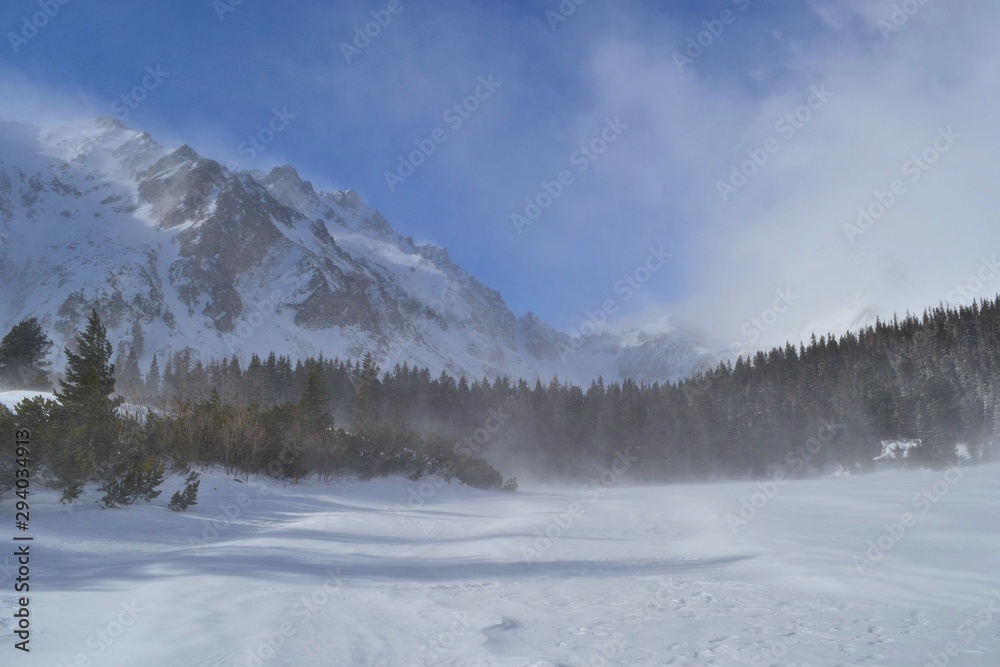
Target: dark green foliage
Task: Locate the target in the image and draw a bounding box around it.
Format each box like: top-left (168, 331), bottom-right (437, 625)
top-left (168, 470), bottom-right (201, 511)
top-left (13, 395), bottom-right (93, 503)
top-left (99, 455), bottom-right (165, 508)
top-left (145, 355), bottom-right (161, 396)
top-left (10, 396), bottom-right (59, 474)
top-left (116, 347), bottom-right (144, 400)
top-left (352, 352), bottom-right (383, 443)
top-left (97, 408), bottom-right (165, 508)
top-left (15, 295), bottom-right (1000, 502)
top-left (0, 317), bottom-right (53, 389)
top-left (55, 310), bottom-right (121, 443)
top-left (128, 296), bottom-right (1000, 484)
top-left (52, 310), bottom-right (124, 500)
top-left (454, 458), bottom-right (504, 490)
top-left (300, 365), bottom-right (333, 431)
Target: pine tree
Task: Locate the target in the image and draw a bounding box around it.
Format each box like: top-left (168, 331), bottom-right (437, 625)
top-left (353, 353), bottom-right (382, 442)
top-left (56, 310), bottom-right (120, 423)
top-left (145, 354), bottom-right (161, 397)
top-left (0, 317), bottom-right (53, 390)
top-left (117, 348), bottom-right (144, 400)
top-left (52, 310), bottom-right (123, 501)
top-left (300, 366), bottom-right (333, 431)
top-left (130, 320), bottom-right (145, 359)
top-left (168, 470), bottom-right (201, 511)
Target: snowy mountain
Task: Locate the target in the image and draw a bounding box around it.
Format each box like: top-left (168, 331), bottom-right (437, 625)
top-left (0, 118), bottom-right (721, 385)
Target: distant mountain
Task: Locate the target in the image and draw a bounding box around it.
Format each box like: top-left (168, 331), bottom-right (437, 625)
top-left (0, 118), bottom-right (722, 385)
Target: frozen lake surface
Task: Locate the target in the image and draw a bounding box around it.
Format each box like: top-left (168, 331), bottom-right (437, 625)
top-left (1, 461), bottom-right (998, 666)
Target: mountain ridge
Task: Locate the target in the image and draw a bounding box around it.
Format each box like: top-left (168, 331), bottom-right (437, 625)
top-left (0, 117), bottom-right (723, 385)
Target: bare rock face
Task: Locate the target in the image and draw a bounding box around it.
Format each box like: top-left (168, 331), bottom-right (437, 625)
top-left (169, 176), bottom-right (294, 331)
top-left (138, 145), bottom-right (226, 229)
top-left (0, 164), bottom-right (14, 222)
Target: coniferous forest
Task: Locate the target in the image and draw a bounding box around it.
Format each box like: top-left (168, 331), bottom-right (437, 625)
top-left (3, 295), bottom-right (1000, 506)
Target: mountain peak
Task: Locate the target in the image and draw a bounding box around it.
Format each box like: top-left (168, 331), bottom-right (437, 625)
top-left (0, 117), bottom-right (716, 386)
top-left (171, 144), bottom-right (201, 162)
top-left (261, 163), bottom-right (316, 198)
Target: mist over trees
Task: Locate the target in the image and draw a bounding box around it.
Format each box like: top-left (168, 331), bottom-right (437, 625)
top-left (0, 317), bottom-right (52, 390)
top-left (115, 298), bottom-right (999, 481)
top-left (3, 296), bottom-right (1000, 504)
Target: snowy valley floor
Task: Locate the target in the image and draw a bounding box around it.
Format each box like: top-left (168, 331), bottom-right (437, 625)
top-left (1, 463), bottom-right (999, 666)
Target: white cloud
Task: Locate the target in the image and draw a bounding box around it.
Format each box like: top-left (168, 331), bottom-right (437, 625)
top-left (5, 1), bottom-right (997, 353)
top-left (569, 1), bottom-right (1000, 347)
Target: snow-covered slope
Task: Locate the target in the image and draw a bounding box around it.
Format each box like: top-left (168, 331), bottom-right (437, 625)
top-left (1, 464), bottom-right (997, 665)
top-left (0, 118), bottom-right (721, 385)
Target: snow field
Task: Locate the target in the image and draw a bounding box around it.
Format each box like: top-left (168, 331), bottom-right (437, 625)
top-left (0, 461), bottom-right (997, 665)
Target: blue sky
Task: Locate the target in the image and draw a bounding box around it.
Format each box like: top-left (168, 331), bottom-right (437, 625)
top-left (2, 1), bottom-right (998, 345)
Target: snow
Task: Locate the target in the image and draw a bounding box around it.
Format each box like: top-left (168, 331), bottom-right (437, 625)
top-left (1, 464), bottom-right (998, 665)
top-left (1, 118), bottom-right (724, 387)
top-left (0, 391), bottom-right (56, 412)
top-left (876, 439), bottom-right (922, 461)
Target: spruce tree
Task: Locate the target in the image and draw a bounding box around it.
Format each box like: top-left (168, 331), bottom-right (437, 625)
top-left (53, 310), bottom-right (123, 501)
top-left (353, 352), bottom-right (382, 442)
top-left (145, 355), bottom-right (161, 397)
top-left (130, 320), bottom-right (145, 359)
top-left (300, 366), bottom-right (333, 431)
top-left (117, 348), bottom-right (144, 400)
top-left (56, 310), bottom-right (121, 426)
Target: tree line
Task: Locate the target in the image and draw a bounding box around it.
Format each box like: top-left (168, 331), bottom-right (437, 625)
top-left (0, 311), bottom-right (516, 507)
top-left (3, 295), bottom-right (1000, 505)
